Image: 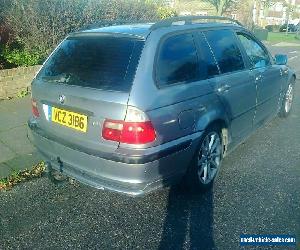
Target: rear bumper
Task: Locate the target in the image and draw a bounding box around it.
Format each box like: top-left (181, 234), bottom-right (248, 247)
top-left (27, 121), bottom-right (202, 196)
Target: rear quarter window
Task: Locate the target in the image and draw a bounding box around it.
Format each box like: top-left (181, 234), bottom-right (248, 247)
top-left (37, 36), bottom-right (144, 92)
top-left (196, 32), bottom-right (219, 79)
top-left (204, 29), bottom-right (245, 74)
top-left (156, 33), bottom-right (199, 86)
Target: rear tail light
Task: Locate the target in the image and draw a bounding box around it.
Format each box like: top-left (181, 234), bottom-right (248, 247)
top-left (31, 98), bottom-right (40, 117)
top-left (102, 120), bottom-right (156, 144)
top-left (102, 107), bottom-right (156, 144)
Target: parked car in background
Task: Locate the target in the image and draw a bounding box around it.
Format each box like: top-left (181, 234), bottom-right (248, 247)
top-left (279, 23), bottom-right (297, 32)
top-left (265, 24), bottom-right (280, 32)
top-left (28, 16), bottom-right (296, 196)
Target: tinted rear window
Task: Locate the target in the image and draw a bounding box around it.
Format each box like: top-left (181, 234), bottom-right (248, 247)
top-left (37, 36), bottom-right (144, 92)
top-left (156, 33), bottom-right (199, 86)
top-left (204, 30), bottom-right (245, 74)
top-left (197, 32), bottom-right (219, 79)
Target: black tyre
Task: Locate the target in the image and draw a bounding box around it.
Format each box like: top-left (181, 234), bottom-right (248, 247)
top-left (279, 80), bottom-right (295, 118)
top-left (183, 125), bottom-right (223, 193)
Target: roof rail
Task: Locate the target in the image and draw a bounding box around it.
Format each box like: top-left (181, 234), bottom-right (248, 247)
top-left (78, 19), bottom-right (154, 31)
top-left (150, 15), bottom-right (243, 31)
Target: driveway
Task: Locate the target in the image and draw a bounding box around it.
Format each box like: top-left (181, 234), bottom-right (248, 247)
top-left (0, 46), bottom-right (299, 249)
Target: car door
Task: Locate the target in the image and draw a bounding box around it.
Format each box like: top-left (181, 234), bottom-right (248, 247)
top-left (204, 29), bottom-right (256, 141)
top-left (236, 32), bottom-right (283, 126)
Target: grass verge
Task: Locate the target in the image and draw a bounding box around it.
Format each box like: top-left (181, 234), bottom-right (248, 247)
top-left (267, 32), bottom-right (300, 43)
top-left (0, 161), bottom-right (45, 190)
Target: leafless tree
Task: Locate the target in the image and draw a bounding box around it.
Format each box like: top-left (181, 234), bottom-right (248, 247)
top-left (204, 0), bottom-right (239, 16)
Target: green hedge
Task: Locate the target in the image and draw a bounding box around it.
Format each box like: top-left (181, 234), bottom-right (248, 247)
top-left (1, 43), bottom-right (41, 67)
top-left (0, 0), bottom-right (176, 68)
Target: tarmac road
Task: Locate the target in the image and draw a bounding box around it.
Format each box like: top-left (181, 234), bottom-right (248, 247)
top-left (0, 46), bottom-right (299, 250)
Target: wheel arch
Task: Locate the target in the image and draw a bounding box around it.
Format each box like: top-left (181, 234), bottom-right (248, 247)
top-left (292, 73), bottom-right (296, 83)
top-left (182, 117), bottom-right (229, 191)
top-left (203, 119), bottom-right (231, 156)
top-left (192, 98), bottom-right (232, 160)
top-left (288, 72), bottom-right (296, 87)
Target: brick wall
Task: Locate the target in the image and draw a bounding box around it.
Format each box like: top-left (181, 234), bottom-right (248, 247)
top-left (0, 65), bottom-right (41, 99)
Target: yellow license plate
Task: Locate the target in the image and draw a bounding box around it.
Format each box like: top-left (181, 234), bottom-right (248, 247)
top-left (51, 107), bottom-right (88, 132)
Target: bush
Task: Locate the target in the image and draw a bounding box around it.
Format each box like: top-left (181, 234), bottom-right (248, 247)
top-left (1, 37), bottom-right (42, 67)
top-left (2, 47), bottom-right (41, 66)
top-left (157, 6), bottom-right (177, 19)
top-left (0, 0), bottom-right (176, 68)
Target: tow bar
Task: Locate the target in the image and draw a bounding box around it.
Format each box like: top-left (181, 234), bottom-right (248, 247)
top-left (46, 160), bottom-right (68, 185)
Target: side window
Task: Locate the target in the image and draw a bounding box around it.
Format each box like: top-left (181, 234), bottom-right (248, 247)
top-left (197, 32), bottom-right (219, 80)
top-left (237, 33), bottom-right (271, 69)
top-left (204, 29), bottom-right (245, 74)
top-left (156, 33), bottom-right (199, 86)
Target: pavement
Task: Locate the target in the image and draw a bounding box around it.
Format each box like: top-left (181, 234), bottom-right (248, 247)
top-left (0, 46), bottom-right (299, 250)
top-left (273, 42), bottom-right (300, 47)
top-left (0, 97), bottom-right (41, 177)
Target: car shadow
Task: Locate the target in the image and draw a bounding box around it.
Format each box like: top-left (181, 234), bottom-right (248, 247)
top-left (149, 80), bottom-right (216, 249)
top-left (159, 186), bottom-right (215, 250)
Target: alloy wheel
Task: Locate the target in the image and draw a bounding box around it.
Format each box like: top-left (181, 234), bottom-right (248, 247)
top-left (197, 132), bottom-right (222, 185)
top-left (285, 84), bottom-right (294, 113)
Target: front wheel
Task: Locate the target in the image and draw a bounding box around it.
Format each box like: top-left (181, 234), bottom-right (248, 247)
top-left (279, 81), bottom-right (295, 117)
top-left (183, 126), bottom-right (223, 193)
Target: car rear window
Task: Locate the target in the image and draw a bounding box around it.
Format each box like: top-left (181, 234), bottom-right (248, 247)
top-left (37, 36), bottom-right (144, 92)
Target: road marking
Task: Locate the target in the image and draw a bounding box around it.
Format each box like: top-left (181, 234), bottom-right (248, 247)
top-left (289, 56), bottom-right (298, 61)
top-left (289, 51), bottom-right (298, 54)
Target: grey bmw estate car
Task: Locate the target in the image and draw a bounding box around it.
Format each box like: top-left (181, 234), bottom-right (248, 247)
top-left (28, 16), bottom-right (296, 196)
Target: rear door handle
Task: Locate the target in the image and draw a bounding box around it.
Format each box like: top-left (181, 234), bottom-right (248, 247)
top-left (217, 84), bottom-right (231, 93)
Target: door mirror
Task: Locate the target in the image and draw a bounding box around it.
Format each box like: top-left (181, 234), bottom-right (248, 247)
top-left (275, 54), bottom-right (288, 65)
